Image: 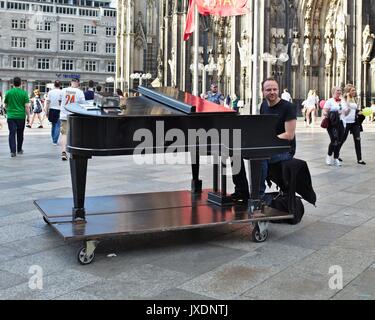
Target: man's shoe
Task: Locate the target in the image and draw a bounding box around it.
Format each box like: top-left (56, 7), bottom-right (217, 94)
top-left (338, 158), bottom-right (343, 162)
top-left (17, 150), bottom-right (24, 155)
top-left (326, 155), bottom-right (333, 166)
top-left (10, 153), bottom-right (16, 158)
top-left (26, 125), bottom-right (31, 128)
top-left (231, 192), bottom-right (249, 204)
top-left (357, 160), bottom-right (366, 165)
top-left (38, 125), bottom-right (43, 129)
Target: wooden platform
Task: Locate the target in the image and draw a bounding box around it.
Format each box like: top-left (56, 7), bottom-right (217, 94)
top-left (34, 190), bottom-right (293, 241)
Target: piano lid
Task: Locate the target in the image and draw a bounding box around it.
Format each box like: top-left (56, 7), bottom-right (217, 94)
top-left (139, 86), bottom-right (236, 115)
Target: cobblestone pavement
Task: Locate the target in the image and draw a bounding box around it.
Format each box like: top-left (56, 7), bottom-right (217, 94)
top-left (0, 116), bottom-right (375, 300)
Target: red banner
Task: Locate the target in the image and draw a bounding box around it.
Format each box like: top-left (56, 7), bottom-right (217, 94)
top-left (196, 0), bottom-right (250, 16)
top-left (184, 0), bottom-right (250, 41)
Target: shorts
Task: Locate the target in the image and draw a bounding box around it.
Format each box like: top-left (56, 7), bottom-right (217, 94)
top-left (60, 120), bottom-right (69, 135)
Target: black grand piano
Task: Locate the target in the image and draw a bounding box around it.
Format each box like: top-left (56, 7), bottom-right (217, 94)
top-left (35, 87), bottom-right (292, 264)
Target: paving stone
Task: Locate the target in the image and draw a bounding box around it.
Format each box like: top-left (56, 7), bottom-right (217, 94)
top-left (277, 222), bottom-right (354, 250)
top-left (80, 264), bottom-right (192, 299)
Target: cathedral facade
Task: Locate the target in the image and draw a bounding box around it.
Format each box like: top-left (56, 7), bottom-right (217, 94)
top-left (116, 0), bottom-right (375, 113)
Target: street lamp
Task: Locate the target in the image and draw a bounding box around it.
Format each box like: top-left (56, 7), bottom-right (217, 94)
top-left (262, 52), bottom-right (289, 78)
top-left (130, 72), bottom-right (152, 87)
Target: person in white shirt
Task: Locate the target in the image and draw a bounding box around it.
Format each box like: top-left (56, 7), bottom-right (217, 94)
top-left (45, 80), bottom-right (62, 145)
top-left (60, 78), bottom-right (85, 161)
top-left (340, 84), bottom-right (366, 165)
top-left (323, 86), bottom-right (350, 167)
top-left (281, 88), bottom-right (292, 102)
top-left (302, 90), bottom-right (319, 127)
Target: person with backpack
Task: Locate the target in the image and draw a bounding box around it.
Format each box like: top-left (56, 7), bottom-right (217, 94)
top-left (27, 89), bottom-right (44, 128)
top-left (45, 80), bottom-right (62, 145)
top-left (323, 86), bottom-right (351, 167)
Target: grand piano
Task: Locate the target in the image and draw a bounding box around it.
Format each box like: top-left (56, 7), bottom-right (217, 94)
top-left (35, 87), bottom-right (292, 264)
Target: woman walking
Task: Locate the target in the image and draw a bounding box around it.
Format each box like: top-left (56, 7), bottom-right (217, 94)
top-left (340, 84), bottom-right (366, 165)
top-left (26, 89), bottom-right (44, 128)
top-left (323, 86), bottom-right (350, 167)
top-left (303, 90), bottom-right (319, 127)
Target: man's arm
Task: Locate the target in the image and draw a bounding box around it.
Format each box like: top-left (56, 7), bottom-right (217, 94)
top-left (278, 119), bottom-right (297, 141)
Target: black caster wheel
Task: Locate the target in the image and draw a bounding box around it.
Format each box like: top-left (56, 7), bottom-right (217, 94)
top-left (251, 225), bottom-right (269, 243)
top-left (42, 216), bottom-right (50, 225)
top-left (77, 246), bottom-right (95, 265)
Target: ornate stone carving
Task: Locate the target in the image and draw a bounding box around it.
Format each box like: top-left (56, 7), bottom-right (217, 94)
top-left (312, 38), bottom-right (322, 65)
top-left (362, 25), bottom-right (375, 62)
top-left (324, 38), bottom-right (333, 67)
top-left (237, 30), bottom-right (249, 68)
top-left (168, 47), bottom-right (176, 87)
top-left (335, 12), bottom-right (346, 62)
top-left (291, 38), bottom-right (301, 66)
top-left (303, 38), bottom-right (311, 66)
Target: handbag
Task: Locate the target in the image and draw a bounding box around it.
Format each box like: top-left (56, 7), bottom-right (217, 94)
top-left (321, 117), bottom-right (329, 129)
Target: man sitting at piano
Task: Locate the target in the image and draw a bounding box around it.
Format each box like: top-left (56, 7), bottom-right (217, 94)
top-left (201, 83), bottom-right (224, 105)
top-left (232, 78), bottom-right (297, 203)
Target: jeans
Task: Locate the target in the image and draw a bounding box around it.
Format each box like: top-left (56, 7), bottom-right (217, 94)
top-left (51, 119), bottom-right (61, 144)
top-left (341, 122), bottom-right (362, 161)
top-left (327, 121), bottom-right (344, 159)
top-left (260, 151), bottom-right (294, 197)
top-left (7, 119), bottom-right (26, 153)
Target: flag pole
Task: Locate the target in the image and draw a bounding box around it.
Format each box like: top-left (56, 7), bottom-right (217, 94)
top-left (193, 2), bottom-right (199, 96)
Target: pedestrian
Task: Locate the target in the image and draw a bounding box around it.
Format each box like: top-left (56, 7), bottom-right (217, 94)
top-left (281, 88), bottom-right (292, 103)
top-left (370, 99), bottom-right (375, 122)
top-left (340, 84), bottom-right (366, 165)
top-left (45, 80), bottom-right (63, 146)
top-left (116, 88), bottom-right (127, 108)
top-left (84, 80), bottom-right (95, 101)
top-left (323, 86), bottom-right (350, 167)
top-left (201, 83), bottom-right (224, 105)
top-left (231, 78), bottom-right (297, 203)
top-left (3, 77), bottom-right (30, 157)
top-left (27, 89), bottom-right (44, 128)
top-left (60, 78), bottom-right (85, 161)
top-left (302, 90), bottom-right (319, 127)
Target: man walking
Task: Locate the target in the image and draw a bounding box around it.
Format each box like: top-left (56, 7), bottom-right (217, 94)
top-left (60, 78), bottom-right (85, 161)
top-left (45, 80), bottom-right (62, 145)
top-left (3, 77), bottom-right (30, 157)
top-left (232, 78), bottom-right (297, 202)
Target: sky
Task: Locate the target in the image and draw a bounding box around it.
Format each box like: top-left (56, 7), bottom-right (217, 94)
top-left (110, 0), bottom-right (117, 8)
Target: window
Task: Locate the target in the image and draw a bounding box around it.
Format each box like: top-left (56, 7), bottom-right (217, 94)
top-left (61, 23), bottom-right (75, 33)
top-left (61, 59), bottom-right (74, 71)
top-left (37, 21), bottom-right (51, 31)
top-left (107, 61), bottom-right (115, 73)
top-left (11, 37), bottom-right (26, 48)
top-left (84, 25), bottom-right (96, 35)
top-left (36, 39), bottom-right (51, 50)
top-left (105, 43), bottom-right (116, 54)
top-left (85, 61), bottom-right (97, 72)
top-left (106, 27), bottom-right (116, 37)
top-left (12, 57), bottom-right (25, 69)
top-left (84, 42), bottom-right (97, 53)
top-left (37, 58), bottom-right (50, 70)
top-left (19, 20), bottom-right (26, 29)
top-left (60, 40), bottom-right (74, 51)
top-left (11, 20), bottom-right (18, 29)
top-left (103, 9), bottom-right (116, 17)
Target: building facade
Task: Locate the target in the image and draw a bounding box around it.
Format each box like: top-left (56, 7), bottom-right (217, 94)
top-left (0, 0), bottom-right (117, 95)
top-left (117, 0), bottom-right (375, 114)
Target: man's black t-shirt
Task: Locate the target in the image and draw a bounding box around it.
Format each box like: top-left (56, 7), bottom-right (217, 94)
top-left (260, 98), bottom-right (297, 155)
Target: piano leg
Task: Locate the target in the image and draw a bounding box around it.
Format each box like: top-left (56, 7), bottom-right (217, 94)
top-left (190, 149), bottom-right (202, 194)
top-left (70, 155), bottom-right (90, 223)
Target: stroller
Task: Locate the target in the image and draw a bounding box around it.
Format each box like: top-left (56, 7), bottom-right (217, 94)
top-left (264, 158), bottom-right (317, 225)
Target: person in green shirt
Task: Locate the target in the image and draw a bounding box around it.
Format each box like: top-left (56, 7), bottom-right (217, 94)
top-left (4, 77), bottom-right (30, 157)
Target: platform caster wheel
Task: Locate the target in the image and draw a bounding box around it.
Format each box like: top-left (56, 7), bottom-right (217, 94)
top-left (42, 216), bottom-right (50, 225)
top-left (77, 246), bottom-right (95, 265)
top-left (251, 225), bottom-right (269, 243)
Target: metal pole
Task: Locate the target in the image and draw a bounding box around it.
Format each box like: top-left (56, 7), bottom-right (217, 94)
top-left (252, 0), bottom-right (259, 115)
top-left (193, 4), bottom-right (199, 96)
